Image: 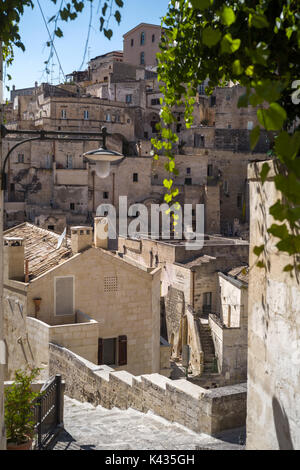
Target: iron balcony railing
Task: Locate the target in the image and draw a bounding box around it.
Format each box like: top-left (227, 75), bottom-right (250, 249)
top-left (33, 374), bottom-right (62, 450)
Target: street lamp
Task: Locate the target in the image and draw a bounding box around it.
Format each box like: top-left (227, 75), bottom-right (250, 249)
top-left (0, 124), bottom-right (124, 187)
top-left (83, 127), bottom-right (124, 179)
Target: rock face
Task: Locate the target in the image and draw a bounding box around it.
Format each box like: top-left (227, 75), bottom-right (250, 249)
top-left (51, 396), bottom-right (244, 450)
top-left (247, 162), bottom-right (300, 450)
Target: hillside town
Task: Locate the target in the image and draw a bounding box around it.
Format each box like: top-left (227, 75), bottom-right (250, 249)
top-left (0, 16), bottom-right (299, 452)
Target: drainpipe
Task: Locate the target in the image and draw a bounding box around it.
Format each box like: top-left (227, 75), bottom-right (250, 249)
top-left (192, 270), bottom-right (195, 310)
top-left (92, 170), bottom-right (95, 213)
top-left (112, 172), bottom-right (115, 207)
top-left (25, 260), bottom-right (29, 283)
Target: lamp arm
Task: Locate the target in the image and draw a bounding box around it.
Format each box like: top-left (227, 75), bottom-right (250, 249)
top-left (1, 136), bottom-right (43, 190)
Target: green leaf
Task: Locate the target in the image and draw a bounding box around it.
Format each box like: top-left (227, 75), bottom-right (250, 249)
top-left (104, 29), bottom-right (113, 40)
top-left (255, 79), bottom-right (283, 103)
top-left (283, 264), bottom-right (294, 272)
top-left (115, 11), bottom-right (121, 24)
top-left (249, 13), bottom-right (269, 29)
top-left (253, 245), bottom-right (264, 256)
top-left (250, 126), bottom-right (261, 150)
top-left (221, 34), bottom-right (241, 54)
top-left (268, 223), bottom-right (289, 240)
top-left (202, 27), bottom-right (222, 47)
top-left (232, 60), bottom-right (243, 75)
top-left (163, 179), bottom-right (173, 190)
top-left (257, 103), bottom-right (287, 131)
top-left (191, 0), bottom-right (212, 10)
top-left (257, 261), bottom-right (266, 269)
top-left (54, 28), bottom-right (63, 38)
top-left (238, 93), bottom-right (249, 108)
top-left (274, 131), bottom-right (300, 161)
top-left (221, 7), bottom-right (236, 26)
top-left (260, 162), bottom-right (270, 184)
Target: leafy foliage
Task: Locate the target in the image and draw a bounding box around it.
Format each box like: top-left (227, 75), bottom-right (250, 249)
top-left (5, 368), bottom-right (42, 445)
top-left (153, 0), bottom-right (300, 273)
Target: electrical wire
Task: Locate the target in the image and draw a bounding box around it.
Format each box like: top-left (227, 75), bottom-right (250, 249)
top-left (36, 0), bottom-right (66, 82)
top-left (79, 0), bottom-right (93, 71)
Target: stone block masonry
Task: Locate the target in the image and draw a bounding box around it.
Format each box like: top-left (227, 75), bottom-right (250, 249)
top-left (49, 343), bottom-right (247, 436)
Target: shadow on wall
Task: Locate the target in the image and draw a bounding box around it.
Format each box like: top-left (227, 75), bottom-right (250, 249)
top-left (272, 397), bottom-right (294, 450)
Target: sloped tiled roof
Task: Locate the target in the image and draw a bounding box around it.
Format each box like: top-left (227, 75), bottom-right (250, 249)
top-left (4, 223), bottom-right (73, 280)
top-left (177, 255), bottom-right (216, 269)
top-left (226, 265), bottom-right (249, 284)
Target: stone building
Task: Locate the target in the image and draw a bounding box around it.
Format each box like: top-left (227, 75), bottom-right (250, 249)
top-left (118, 235), bottom-right (249, 385)
top-left (123, 23), bottom-right (162, 68)
top-left (246, 161), bottom-right (300, 450)
top-left (3, 22), bottom-right (270, 236)
top-left (3, 219), bottom-right (163, 380)
top-left (209, 266), bottom-right (248, 384)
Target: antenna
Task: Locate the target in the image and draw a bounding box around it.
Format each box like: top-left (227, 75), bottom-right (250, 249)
top-left (56, 227), bottom-right (67, 250)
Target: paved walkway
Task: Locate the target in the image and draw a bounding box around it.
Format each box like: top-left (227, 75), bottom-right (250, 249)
top-left (51, 396), bottom-right (245, 450)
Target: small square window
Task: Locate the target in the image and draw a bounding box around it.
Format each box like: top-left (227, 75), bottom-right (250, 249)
top-left (61, 109), bottom-right (67, 119)
top-left (186, 168), bottom-right (191, 175)
top-left (18, 154), bottom-right (24, 163)
top-left (70, 203), bottom-right (75, 211)
top-left (103, 192), bottom-right (109, 199)
top-left (185, 178), bottom-right (192, 186)
top-left (126, 94), bottom-right (132, 104)
top-left (131, 39), bottom-right (134, 47)
top-left (152, 34), bottom-right (155, 43)
top-left (133, 173), bottom-right (138, 182)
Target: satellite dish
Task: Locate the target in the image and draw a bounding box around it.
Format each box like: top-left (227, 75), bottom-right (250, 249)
top-left (56, 227), bottom-right (67, 250)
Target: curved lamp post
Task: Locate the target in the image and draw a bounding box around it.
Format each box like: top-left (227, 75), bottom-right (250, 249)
top-left (83, 127), bottom-right (124, 178)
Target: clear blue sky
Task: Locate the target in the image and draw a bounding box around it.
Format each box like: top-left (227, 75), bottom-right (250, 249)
top-left (4, 0), bottom-right (170, 99)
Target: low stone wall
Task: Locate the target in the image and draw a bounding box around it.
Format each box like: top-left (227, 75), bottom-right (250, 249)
top-left (49, 342), bottom-right (247, 436)
top-left (27, 315), bottom-right (99, 372)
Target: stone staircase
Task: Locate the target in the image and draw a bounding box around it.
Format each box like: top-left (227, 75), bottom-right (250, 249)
top-left (199, 321), bottom-right (217, 374)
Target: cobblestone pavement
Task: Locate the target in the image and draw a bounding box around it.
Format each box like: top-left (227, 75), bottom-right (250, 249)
top-left (50, 396), bottom-right (245, 450)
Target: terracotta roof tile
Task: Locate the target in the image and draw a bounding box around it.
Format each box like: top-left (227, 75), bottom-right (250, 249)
top-left (4, 223), bottom-right (73, 280)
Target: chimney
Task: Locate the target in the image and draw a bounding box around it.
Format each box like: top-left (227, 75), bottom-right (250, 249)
top-left (71, 227), bottom-right (93, 254)
top-left (4, 237), bottom-right (25, 282)
top-left (94, 217), bottom-right (109, 250)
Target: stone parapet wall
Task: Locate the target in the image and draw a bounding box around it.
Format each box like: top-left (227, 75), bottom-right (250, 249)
top-left (49, 342), bottom-right (247, 436)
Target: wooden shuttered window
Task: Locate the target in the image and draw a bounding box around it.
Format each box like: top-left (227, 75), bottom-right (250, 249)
top-left (118, 335), bottom-right (127, 366)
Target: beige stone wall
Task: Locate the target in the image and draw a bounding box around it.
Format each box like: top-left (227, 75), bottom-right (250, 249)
top-left (246, 161), bottom-right (300, 450)
top-left (3, 281), bottom-right (29, 380)
top-left (49, 342), bottom-right (247, 435)
top-left (209, 314), bottom-right (247, 384)
top-left (214, 86), bottom-right (259, 130)
top-left (123, 24), bottom-right (162, 67)
top-left (186, 307), bottom-right (203, 375)
top-left (26, 315), bottom-right (99, 368)
top-left (27, 247), bottom-right (161, 377)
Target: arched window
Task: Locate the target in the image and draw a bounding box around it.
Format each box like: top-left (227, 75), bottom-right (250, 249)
top-left (141, 32), bottom-right (145, 45)
top-left (140, 52), bottom-right (145, 65)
